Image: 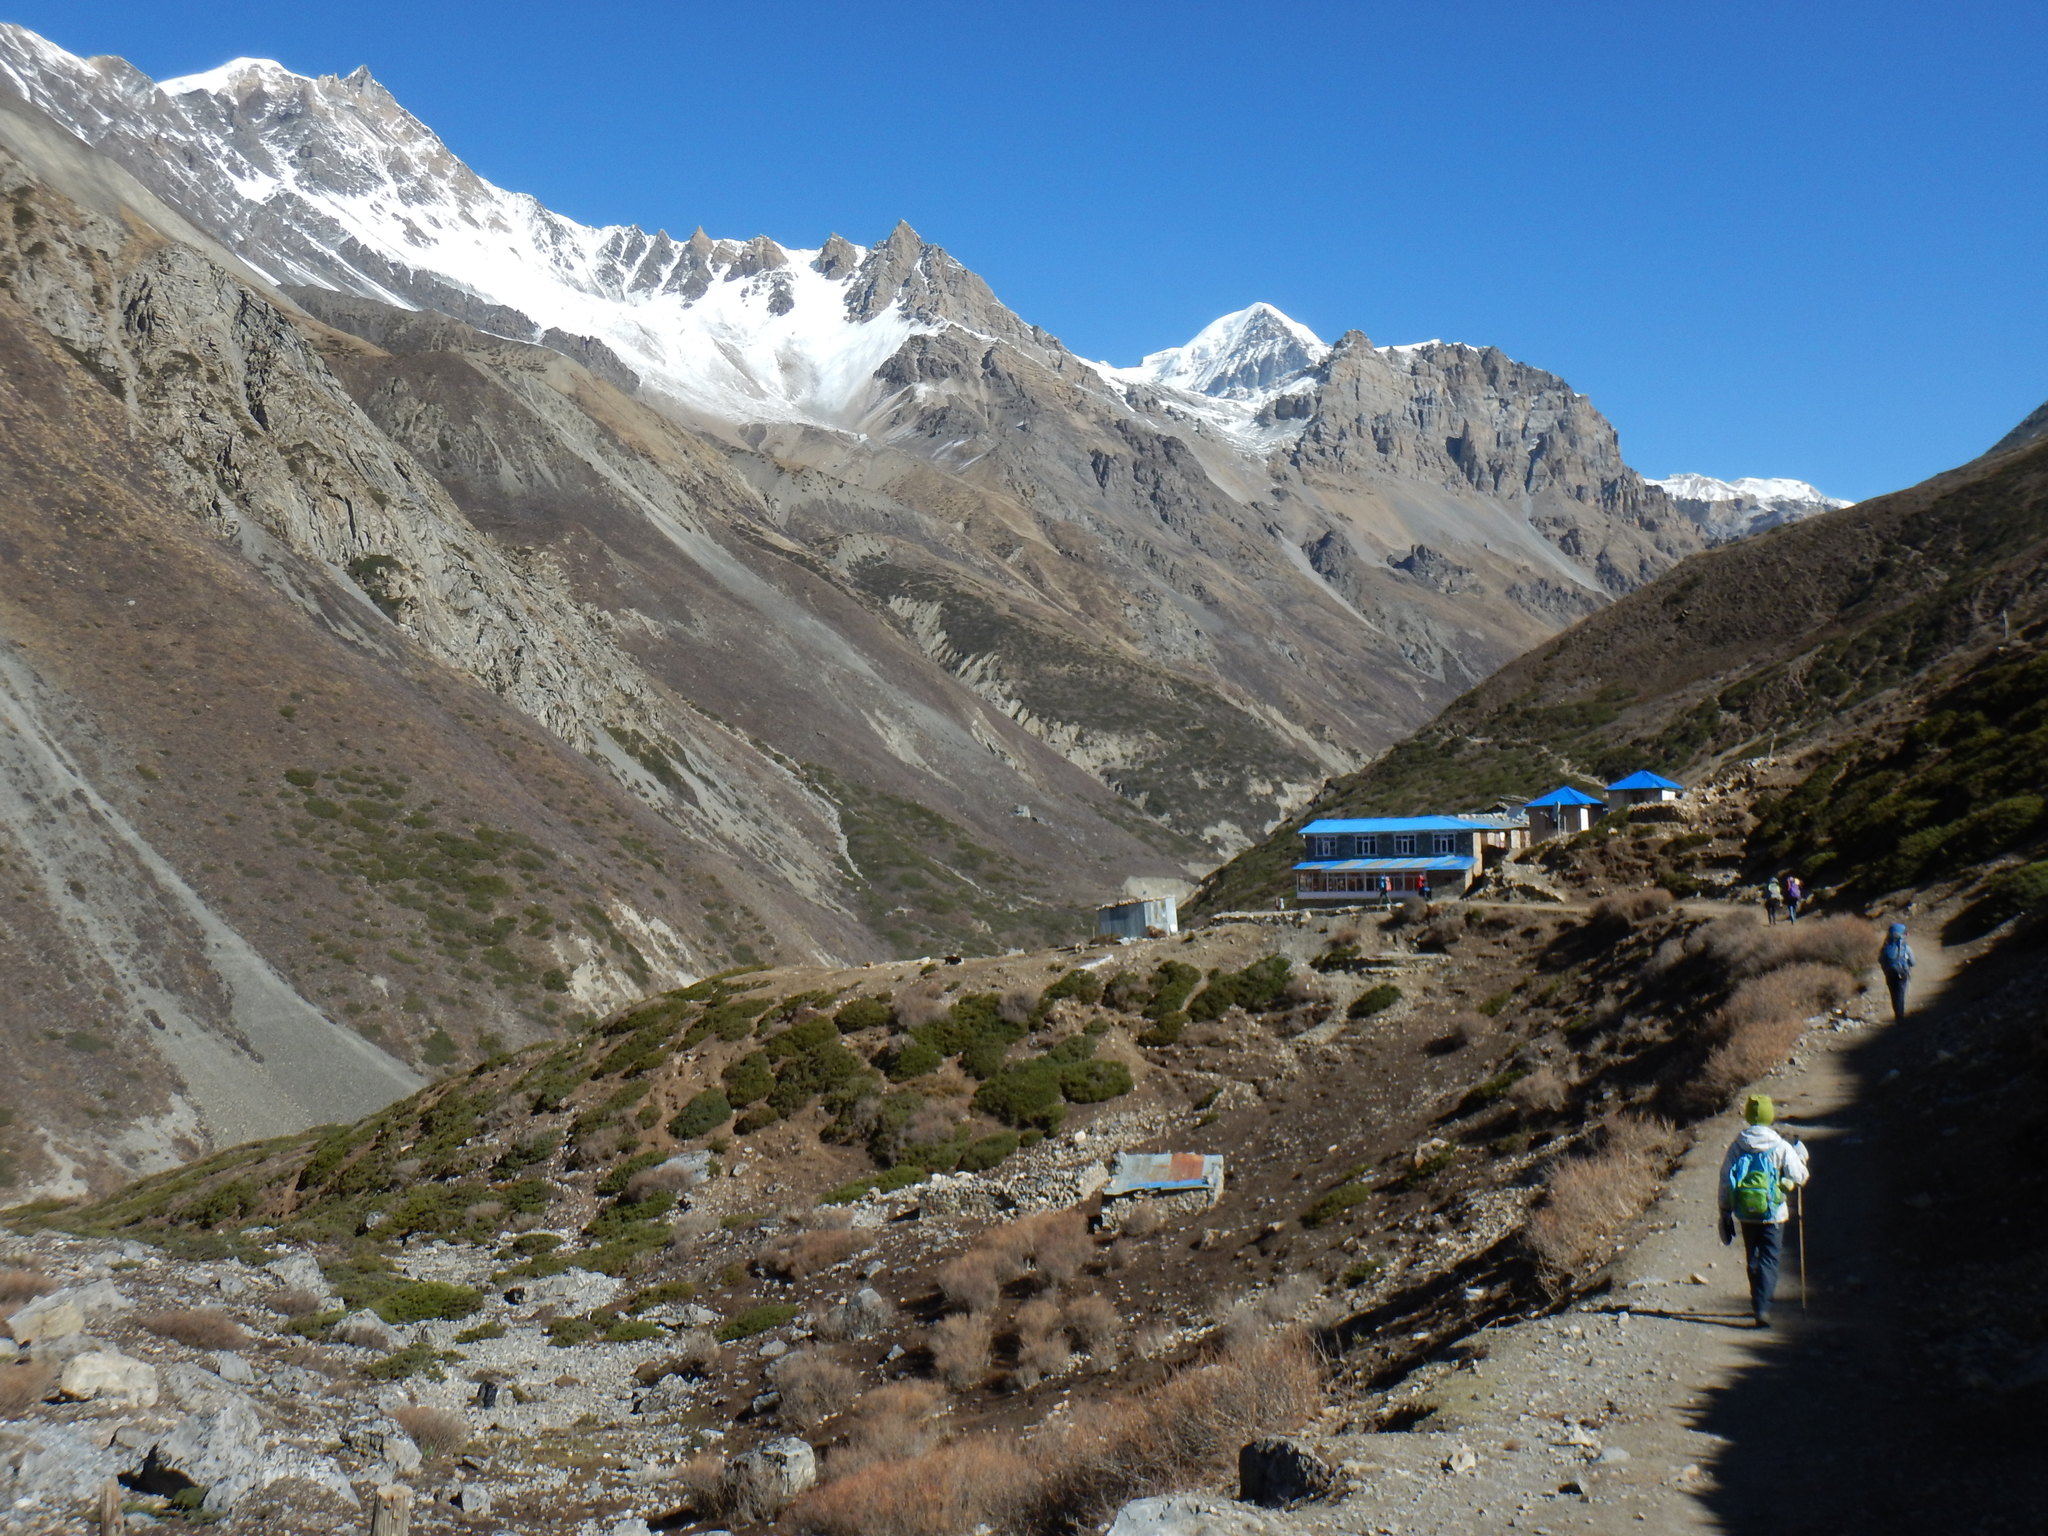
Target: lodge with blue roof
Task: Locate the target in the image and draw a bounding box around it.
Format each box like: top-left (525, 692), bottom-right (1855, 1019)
top-left (1292, 769), bottom-right (1685, 904)
top-left (1293, 813), bottom-right (1529, 901)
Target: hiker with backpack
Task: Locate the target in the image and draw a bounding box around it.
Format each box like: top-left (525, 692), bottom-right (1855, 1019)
top-left (1763, 876), bottom-right (1784, 925)
top-left (1783, 873), bottom-right (1805, 921)
top-left (1718, 1093), bottom-right (1810, 1327)
top-left (1879, 922), bottom-right (1914, 1023)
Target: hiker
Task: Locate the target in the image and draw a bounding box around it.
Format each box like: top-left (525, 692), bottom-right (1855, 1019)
top-left (1783, 873), bottom-right (1805, 921)
top-left (1417, 876), bottom-right (1432, 904)
top-left (1763, 876), bottom-right (1784, 925)
top-left (1719, 1093), bottom-right (1810, 1326)
top-left (1879, 921), bottom-right (1915, 1023)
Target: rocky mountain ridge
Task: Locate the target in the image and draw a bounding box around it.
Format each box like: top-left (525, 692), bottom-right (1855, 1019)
top-left (0, 21), bottom-right (1829, 1192)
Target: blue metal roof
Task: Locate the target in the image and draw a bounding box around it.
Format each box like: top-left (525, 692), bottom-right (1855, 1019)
top-left (1301, 816), bottom-right (1489, 834)
top-left (1607, 770), bottom-right (1683, 791)
top-left (1527, 785), bottom-right (1605, 807)
top-left (1294, 856), bottom-right (1477, 872)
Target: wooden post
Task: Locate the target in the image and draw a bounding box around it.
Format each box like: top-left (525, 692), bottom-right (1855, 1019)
top-left (368, 1485), bottom-right (412, 1536)
top-left (97, 1479), bottom-right (122, 1536)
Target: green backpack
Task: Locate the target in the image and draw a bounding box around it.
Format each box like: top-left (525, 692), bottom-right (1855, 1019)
top-left (1727, 1148), bottom-right (1782, 1221)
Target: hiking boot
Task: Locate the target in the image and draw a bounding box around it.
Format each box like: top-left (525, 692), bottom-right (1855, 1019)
top-left (1753, 1312), bottom-right (1772, 1329)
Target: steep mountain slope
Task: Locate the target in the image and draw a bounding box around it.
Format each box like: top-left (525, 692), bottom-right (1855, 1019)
top-left (0, 21), bottom-right (1842, 1194)
top-left (0, 91), bottom-right (1192, 1196)
top-left (1194, 428), bottom-right (2048, 913)
top-left (0, 23), bottom-right (1730, 833)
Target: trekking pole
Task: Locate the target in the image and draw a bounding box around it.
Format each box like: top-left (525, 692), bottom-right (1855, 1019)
top-left (1797, 1185), bottom-right (1808, 1311)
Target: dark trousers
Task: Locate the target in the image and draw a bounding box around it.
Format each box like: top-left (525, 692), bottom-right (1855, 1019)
top-left (1885, 971), bottom-right (1910, 1022)
top-left (1741, 1219), bottom-right (1785, 1318)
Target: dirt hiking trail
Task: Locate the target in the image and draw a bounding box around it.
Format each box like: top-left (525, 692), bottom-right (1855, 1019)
top-left (1127, 925), bottom-right (2048, 1536)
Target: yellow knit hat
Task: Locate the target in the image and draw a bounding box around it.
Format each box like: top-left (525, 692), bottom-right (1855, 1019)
top-left (1745, 1093), bottom-right (1775, 1125)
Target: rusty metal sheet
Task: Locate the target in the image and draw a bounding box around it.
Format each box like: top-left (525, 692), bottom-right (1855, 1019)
top-left (1103, 1151), bottom-right (1224, 1198)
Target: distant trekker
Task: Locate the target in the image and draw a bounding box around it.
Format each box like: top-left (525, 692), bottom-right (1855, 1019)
top-left (1879, 922), bottom-right (1915, 1022)
top-left (1764, 876), bottom-right (1784, 925)
top-left (1783, 873), bottom-right (1805, 921)
top-left (1719, 1093), bottom-right (1810, 1327)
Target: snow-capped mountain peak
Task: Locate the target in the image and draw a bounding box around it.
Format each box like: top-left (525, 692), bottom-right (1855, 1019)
top-left (1118, 301), bottom-right (1328, 400)
top-left (0, 27), bottom-right (1058, 428)
top-left (1649, 472), bottom-right (1850, 542)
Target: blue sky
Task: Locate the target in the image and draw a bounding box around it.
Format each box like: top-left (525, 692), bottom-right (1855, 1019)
top-left (12, 1), bottom-right (2046, 499)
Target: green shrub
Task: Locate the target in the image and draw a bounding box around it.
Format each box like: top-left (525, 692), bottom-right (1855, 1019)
top-left (547, 1316), bottom-right (598, 1347)
top-left (1034, 968), bottom-right (1104, 1019)
top-left (1347, 984), bottom-right (1401, 1019)
top-left (972, 1058), bottom-right (1066, 1131)
top-left (1983, 860), bottom-right (2048, 920)
top-left (884, 1038), bottom-right (944, 1081)
top-left (1301, 1182), bottom-right (1373, 1228)
top-left (722, 1052), bottom-right (774, 1106)
top-left (375, 1282), bottom-right (483, 1324)
top-left (1187, 955), bottom-right (1292, 1021)
top-left (717, 1302), bottom-right (801, 1341)
top-left (1143, 961), bottom-right (1202, 1021)
top-left (603, 1317), bottom-right (661, 1343)
top-left (453, 1322), bottom-right (505, 1343)
top-left (1058, 1058), bottom-right (1133, 1103)
top-left (668, 1089), bottom-right (733, 1140)
top-left (364, 1342), bottom-right (457, 1380)
top-left (958, 1131), bottom-right (1020, 1172)
top-left (624, 1280), bottom-right (697, 1313)
top-left (510, 1233), bottom-right (563, 1255)
top-left (835, 997), bottom-right (895, 1032)
top-left (1341, 1257), bottom-right (1383, 1286)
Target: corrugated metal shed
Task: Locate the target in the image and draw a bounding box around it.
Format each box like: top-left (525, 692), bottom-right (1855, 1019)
top-left (1096, 896), bottom-right (1179, 938)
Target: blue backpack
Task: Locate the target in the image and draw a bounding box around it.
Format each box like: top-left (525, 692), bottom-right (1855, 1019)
top-left (1727, 1148), bottom-right (1782, 1222)
top-left (1881, 936), bottom-right (1912, 976)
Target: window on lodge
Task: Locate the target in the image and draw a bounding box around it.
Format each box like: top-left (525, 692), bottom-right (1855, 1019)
top-left (1394, 834), bottom-right (1415, 856)
top-left (1308, 835), bottom-right (1337, 858)
top-left (1432, 833), bottom-right (1456, 855)
top-left (1357, 835), bottom-right (1378, 856)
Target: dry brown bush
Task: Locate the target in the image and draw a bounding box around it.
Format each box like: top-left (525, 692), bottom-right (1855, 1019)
top-left (936, 1250), bottom-right (1005, 1314)
top-left (931, 1312), bottom-right (991, 1390)
top-left (0, 1268), bottom-right (54, 1313)
top-left (1508, 1064), bottom-right (1570, 1116)
top-left (1721, 963), bottom-right (1858, 1027)
top-left (999, 989), bottom-right (1041, 1026)
top-left (391, 1403), bottom-right (469, 1457)
top-left (1591, 888), bottom-right (1675, 928)
top-left (266, 1287), bottom-right (323, 1319)
top-left (1696, 1016), bottom-right (1807, 1111)
top-left (830, 1382), bottom-right (950, 1478)
top-left (1013, 1297), bottom-right (1072, 1386)
top-left (669, 1211), bottom-right (719, 1249)
top-left (772, 1349), bottom-right (862, 1429)
top-left (141, 1308), bottom-right (249, 1351)
top-left (0, 1360), bottom-right (55, 1413)
top-left (1701, 913), bottom-right (1874, 979)
top-left (1526, 1116), bottom-right (1682, 1274)
top-left (1023, 1210), bottom-right (1092, 1287)
top-left (635, 1328), bottom-right (722, 1384)
top-left (892, 982), bottom-right (952, 1031)
top-left (1116, 1202), bottom-right (1163, 1241)
top-left (571, 1122), bottom-right (628, 1167)
top-left (332, 1314), bottom-right (397, 1350)
top-left (626, 1161), bottom-right (709, 1201)
top-left (761, 1228), bottom-right (868, 1280)
top-left (795, 1336), bottom-right (1319, 1536)
top-left (1061, 1292), bottom-right (1121, 1352)
top-left (795, 1437), bottom-right (1039, 1536)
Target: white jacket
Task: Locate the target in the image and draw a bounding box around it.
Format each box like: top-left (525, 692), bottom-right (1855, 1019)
top-left (1717, 1124), bottom-right (1810, 1224)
